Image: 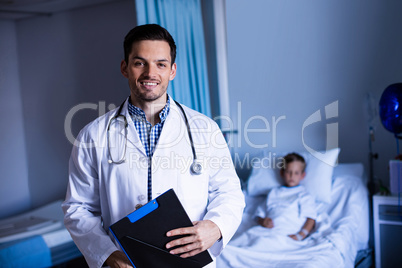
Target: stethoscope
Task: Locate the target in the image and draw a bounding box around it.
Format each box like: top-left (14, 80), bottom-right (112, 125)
top-left (106, 99), bottom-right (203, 175)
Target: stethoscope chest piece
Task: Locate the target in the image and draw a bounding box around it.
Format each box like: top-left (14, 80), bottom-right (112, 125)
top-left (190, 160), bottom-right (203, 175)
top-left (108, 159), bottom-right (125, 164)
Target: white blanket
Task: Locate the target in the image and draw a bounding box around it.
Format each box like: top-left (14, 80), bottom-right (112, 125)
top-left (217, 173), bottom-right (369, 268)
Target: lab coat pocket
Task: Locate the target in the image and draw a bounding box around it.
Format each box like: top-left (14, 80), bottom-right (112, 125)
top-left (176, 172), bottom-right (209, 220)
top-left (150, 155), bottom-right (179, 198)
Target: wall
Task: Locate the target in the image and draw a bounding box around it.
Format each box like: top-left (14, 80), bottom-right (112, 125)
top-left (226, 0), bottom-right (402, 186)
top-left (0, 0), bottom-right (136, 217)
top-left (17, 0), bottom-right (137, 209)
top-left (0, 20), bottom-right (30, 218)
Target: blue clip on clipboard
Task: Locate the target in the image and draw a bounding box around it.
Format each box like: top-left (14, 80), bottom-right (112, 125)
top-left (127, 199), bottom-right (159, 223)
top-left (109, 189), bottom-right (213, 268)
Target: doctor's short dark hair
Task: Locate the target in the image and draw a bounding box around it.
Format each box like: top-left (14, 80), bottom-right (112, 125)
top-left (123, 24), bottom-right (177, 65)
top-left (281, 153), bottom-right (306, 172)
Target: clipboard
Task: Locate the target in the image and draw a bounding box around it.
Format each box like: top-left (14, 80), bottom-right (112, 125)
top-left (109, 189), bottom-right (213, 268)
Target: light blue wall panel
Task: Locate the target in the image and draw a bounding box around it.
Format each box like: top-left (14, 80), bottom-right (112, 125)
top-left (226, 0), bottom-right (402, 183)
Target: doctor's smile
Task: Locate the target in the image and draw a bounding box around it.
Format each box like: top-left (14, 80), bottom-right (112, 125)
top-left (138, 77), bottom-right (162, 90)
top-left (140, 81), bottom-right (159, 87)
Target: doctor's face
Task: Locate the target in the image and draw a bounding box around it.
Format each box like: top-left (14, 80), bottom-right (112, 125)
top-left (121, 40), bottom-right (177, 106)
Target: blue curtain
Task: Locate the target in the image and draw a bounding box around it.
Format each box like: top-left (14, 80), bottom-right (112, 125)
top-left (135, 0), bottom-right (211, 117)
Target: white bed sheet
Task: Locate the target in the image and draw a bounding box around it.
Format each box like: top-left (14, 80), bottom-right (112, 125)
top-left (217, 163), bottom-right (369, 268)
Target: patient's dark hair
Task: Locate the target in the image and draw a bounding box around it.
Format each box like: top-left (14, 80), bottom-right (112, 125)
top-left (123, 24), bottom-right (176, 65)
top-left (281, 153), bottom-right (306, 172)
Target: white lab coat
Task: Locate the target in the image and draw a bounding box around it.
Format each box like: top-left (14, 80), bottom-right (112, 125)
top-left (62, 98), bottom-right (245, 268)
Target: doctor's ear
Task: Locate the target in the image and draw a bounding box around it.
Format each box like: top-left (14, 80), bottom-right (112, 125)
top-left (169, 63), bottom-right (177, 81)
top-left (120, 60), bottom-right (128, 78)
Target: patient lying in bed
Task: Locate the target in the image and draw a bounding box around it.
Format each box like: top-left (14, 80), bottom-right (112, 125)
top-left (229, 153), bottom-right (317, 252)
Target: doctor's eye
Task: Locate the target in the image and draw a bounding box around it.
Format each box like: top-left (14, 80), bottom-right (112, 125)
top-left (134, 61), bottom-right (145, 67)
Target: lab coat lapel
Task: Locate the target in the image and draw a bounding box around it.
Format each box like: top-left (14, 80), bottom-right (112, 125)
top-left (155, 100), bottom-right (188, 155)
top-left (151, 101), bottom-right (187, 198)
top-left (119, 98), bottom-right (147, 156)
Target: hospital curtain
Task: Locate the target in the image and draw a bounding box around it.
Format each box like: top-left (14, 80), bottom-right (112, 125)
top-left (135, 0), bottom-right (212, 117)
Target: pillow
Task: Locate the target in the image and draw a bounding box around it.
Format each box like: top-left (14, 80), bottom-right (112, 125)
top-left (247, 148), bottom-right (340, 204)
top-left (332, 163), bottom-right (364, 180)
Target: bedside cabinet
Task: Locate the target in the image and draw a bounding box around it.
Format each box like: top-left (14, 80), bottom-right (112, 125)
top-left (373, 194), bottom-right (402, 268)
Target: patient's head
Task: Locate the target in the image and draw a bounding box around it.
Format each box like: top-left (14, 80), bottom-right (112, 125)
top-left (280, 153), bottom-right (306, 187)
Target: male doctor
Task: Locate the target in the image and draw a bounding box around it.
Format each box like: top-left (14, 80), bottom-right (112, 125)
top-left (62, 24), bottom-right (245, 268)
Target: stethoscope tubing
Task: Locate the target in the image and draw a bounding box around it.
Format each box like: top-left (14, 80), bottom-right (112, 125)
top-left (174, 100), bottom-right (197, 163)
top-left (107, 98), bottom-right (201, 175)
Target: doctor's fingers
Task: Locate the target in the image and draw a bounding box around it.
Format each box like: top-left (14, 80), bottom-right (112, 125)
top-left (105, 251), bottom-right (133, 268)
top-left (176, 246), bottom-right (203, 258)
top-left (166, 225), bottom-right (195, 238)
top-left (166, 237), bottom-right (204, 257)
top-left (166, 231), bottom-right (199, 254)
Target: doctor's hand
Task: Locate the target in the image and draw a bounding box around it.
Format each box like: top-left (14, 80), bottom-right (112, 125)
top-left (105, 250), bottom-right (133, 268)
top-left (165, 220), bottom-right (221, 258)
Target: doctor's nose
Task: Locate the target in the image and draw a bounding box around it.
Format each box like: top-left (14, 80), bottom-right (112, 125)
top-left (143, 64), bottom-right (158, 77)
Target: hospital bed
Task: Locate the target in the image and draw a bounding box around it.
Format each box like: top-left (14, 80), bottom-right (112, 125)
top-left (217, 148), bottom-right (373, 268)
top-left (0, 200), bottom-right (81, 267)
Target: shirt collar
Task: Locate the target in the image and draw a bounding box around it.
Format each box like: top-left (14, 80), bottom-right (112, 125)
top-left (127, 95), bottom-right (171, 123)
